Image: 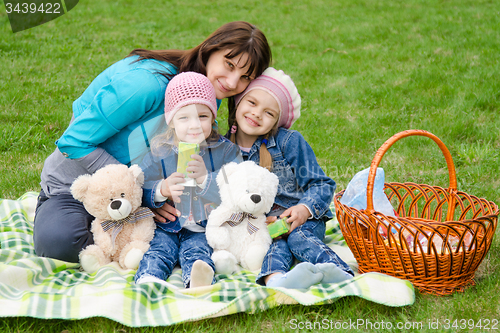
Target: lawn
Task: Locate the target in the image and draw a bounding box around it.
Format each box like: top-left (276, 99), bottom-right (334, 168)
top-left (0, 0), bottom-right (499, 331)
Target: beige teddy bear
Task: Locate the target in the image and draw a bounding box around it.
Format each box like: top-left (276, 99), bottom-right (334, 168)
top-left (71, 164), bottom-right (156, 273)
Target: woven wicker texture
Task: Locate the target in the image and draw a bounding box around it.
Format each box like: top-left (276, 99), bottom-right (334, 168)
top-left (334, 130), bottom-right (498, 295)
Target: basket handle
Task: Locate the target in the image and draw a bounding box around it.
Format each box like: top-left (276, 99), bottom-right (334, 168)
top-left (365, 129), bottom-right (457, 220)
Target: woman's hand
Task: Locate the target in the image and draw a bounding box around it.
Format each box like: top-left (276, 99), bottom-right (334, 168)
top-left (186, 154), bottom-right (208, 185)
top-left (151, 202), bottom-right (180, 223)
top-left (161, 172), bottom-right (185, 203)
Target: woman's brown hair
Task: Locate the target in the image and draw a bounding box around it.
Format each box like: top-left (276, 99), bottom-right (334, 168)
top-left (128, 21), bottom-right (272, 81)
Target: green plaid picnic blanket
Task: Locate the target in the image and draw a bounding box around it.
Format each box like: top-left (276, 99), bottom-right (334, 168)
top-left (0, 192), bottom-right (414, 327)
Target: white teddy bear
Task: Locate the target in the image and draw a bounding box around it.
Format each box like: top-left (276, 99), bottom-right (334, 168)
top-left (71, 164), bottom-right (156, 273)
top-left (205, 161), bottom-right (279, 274)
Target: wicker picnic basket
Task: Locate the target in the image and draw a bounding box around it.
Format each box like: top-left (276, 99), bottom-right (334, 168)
top-left (334, 130), bottom-right (498, 295)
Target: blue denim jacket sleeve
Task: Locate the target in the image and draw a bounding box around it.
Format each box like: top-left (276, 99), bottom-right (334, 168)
top-left (140, 137), bottom-right (242, 215)
top-left (195, 139), bottom-right (243, 203)
top-left (281, 130), bottom-right (336, 219)
top-left (140, 150), bottom-right (167, 209)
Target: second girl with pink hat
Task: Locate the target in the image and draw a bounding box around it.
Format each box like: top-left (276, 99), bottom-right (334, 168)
top-left (228, 68), bottom-right (355, 288)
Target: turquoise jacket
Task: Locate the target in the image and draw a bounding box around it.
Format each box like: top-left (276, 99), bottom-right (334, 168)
top-left (41, 55), bottom-right (222, 197)
top-left (56, 55), bottom-right (176, 165)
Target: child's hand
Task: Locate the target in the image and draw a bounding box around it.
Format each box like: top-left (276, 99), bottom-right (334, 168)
top-left (265, 216), bottom-right (278, 225)
top-left (266, 216), bottom-right (286, 240)
top-left (281, 205), bottom-right (311, 233)
top-left (161, 172), bottom-right (185, 203)
top-left (186, 154), bottom-right (207, 185)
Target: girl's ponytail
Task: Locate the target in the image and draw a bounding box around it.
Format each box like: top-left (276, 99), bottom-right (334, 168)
top-left (230, 123), bottom-right (273, 171)
top-left (259, 136), bottom-right (272, 171)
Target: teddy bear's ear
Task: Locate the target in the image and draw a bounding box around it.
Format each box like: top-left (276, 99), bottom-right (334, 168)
top-left (70, 174), bottom-right (92, 202)
top-left (221, 162), bottom-right (239, 177)
top-left (129, 164), bottom-right (144, 185)
top-left (217, 162), bottom-right (239, 187)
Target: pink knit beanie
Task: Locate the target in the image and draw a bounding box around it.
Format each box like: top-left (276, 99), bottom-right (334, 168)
top-left (164, 72), bottom-right (217, 125)
top-left (234, 67), bottom-right (301, 129)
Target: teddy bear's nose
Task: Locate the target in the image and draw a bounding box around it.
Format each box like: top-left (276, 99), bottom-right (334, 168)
top-left (250, 194), bottom-right (261, 204)
top-left (110, 200), bottom-right (122, 210)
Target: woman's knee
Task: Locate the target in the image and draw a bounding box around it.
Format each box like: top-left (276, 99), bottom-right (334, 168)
top-left (33, 194), bottom-right (94, 262)
top-left (34, 230), bottom-right (92, 263)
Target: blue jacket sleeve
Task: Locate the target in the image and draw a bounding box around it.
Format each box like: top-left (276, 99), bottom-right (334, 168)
top-left (140, 151), bottom-right (167, 209)
top-left (282, 131), bottom-right (336, 219)
top-left (56, 68), bottom-right (164, 160)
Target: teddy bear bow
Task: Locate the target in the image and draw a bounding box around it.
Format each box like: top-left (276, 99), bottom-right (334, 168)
top-left (101, 207), bottom-right (155, 249)
top-left (223, 212), bottom-right (259, 234)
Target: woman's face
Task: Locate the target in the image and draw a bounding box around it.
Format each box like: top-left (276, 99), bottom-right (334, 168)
top-left (206, 49), bottom-right (254, 100)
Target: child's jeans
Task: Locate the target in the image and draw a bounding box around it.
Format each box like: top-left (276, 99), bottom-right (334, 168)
top-left (256, 219), bottom-right (354, 285)
top-left (135, 225), bottom-right (215, 287)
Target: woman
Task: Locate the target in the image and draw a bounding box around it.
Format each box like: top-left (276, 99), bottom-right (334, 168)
top-left (34, 21), bottom-right (272, 263)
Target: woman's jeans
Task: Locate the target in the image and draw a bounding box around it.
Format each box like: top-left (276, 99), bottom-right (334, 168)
top-left (256, 219), bottom-right (354, 285)
top-left (33, 189), bottom-right (94, 263)
top-left (135, 225), bottom-right (215, 287)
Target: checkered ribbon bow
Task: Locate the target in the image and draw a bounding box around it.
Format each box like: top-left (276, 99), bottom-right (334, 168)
top-left (101, 207), bottom-right (154, 249)
top-left (224, 212), bottom-right (259, 234)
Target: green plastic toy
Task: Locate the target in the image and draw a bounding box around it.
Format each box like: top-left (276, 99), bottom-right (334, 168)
top-left (267, 217), bottom-right (290, 238)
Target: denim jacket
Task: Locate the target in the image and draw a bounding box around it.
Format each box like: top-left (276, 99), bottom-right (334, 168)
top-left (235, 128), bottom-right (335, 220)
top-left (140, 136), bottom-right (242, 232)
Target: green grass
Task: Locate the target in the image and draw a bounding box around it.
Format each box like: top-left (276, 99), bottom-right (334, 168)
top-left (1, 0), bottom-right (499, 331)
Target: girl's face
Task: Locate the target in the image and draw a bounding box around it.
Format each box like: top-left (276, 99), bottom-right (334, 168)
top-left (235, 89), bottom-right (280, 143)
top-left (206, 49), bottom-right (254, 100)
top-left (171, 104), bottom-right (213, 144)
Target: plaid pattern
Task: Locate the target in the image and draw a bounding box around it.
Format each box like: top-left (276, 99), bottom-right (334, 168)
top-left (101, 207), bottom-right (155, 231)
top-left (101, 207), bottom-right (155, 248)
top-left (224, 212), bottom-right (259, 234)
top-left (0, 193), bottom-right (414, 327)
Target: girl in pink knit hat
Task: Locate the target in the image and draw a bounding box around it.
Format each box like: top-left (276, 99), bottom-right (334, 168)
top-left (135, 72), bottom-right (242, 289)
top-left (228, 68), bottom-right (354, 289)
